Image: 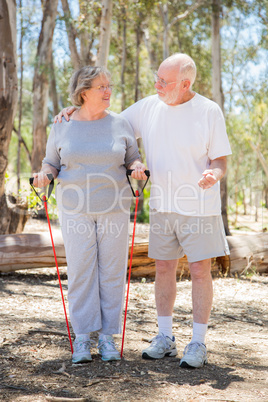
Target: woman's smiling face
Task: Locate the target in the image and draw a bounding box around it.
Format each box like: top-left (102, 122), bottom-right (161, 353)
top-left (81, 74), bottom-right (112, 111)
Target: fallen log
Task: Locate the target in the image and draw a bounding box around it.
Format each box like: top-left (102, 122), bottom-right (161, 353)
top-left (128, 244), bottom-right (229, 278)
top-left (0, 231), bottom-right (267, 277)
top-left (227, 233), bottom-right (268, 275)
top-left (0, 232), bottom-right (66, 272)
top-left (0, 231), bottom-right (224, 277)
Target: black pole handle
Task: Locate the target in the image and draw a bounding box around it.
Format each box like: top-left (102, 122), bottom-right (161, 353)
top-left (29, 173), bottom-right (54, 185)
top-left (126, 169), bottom-right (150, 178)
top-left (29, 173), bottom-right (54, 202)
top-left (126, 169), bottom-right (150, 197)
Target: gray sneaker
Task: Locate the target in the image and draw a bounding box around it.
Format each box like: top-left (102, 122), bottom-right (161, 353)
top-left (179, 342), bottom-right (208, 368)
top-left (142, 333), bottom-right (178, 360)
top-left (98, 335), bottom-right (121, 361)
top-left (72, 336), bottom-right (92, 364)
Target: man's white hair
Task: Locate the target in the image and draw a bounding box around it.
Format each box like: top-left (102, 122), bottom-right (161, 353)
top-left (165, 53), bottom-right (197, 88)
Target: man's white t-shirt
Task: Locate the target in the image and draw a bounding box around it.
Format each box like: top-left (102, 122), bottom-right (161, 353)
top-left (121, 93), bottom-right (232, 216)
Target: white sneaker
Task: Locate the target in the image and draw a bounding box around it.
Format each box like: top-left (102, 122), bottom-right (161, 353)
top-left (142, 333), bottom-right (178, 360)
top-left (98, 335), bottom-right (121, 361)
top-left (72, 336), bottom-right (92, 364)
top-left (180, 342), bottom-right (208, 368)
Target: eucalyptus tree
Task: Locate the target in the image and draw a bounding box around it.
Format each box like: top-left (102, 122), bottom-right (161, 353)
top-left (0, 0), bottom-right (28, 234)
top-left (211, 0), bottom-right (231, 234)
top-left (60, 0), bottom-right (81, 69)
top-left (159, 0), bottom-right (206, 59)
top-left (248, 92), bottom-right (268, 178)
top-left (31, 0), bottom-right (58, 173)
top-left (96, 0), bottom-right (113, 67)
top-left (60, 0), bottom-right (102, 68)
top-left (221, 0), bottom-right (268, 222)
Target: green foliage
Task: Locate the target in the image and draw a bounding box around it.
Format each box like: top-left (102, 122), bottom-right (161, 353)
top-left (54, 59), bottom-right (74, 110)
top-left (28, 186), bottom-right (58, 221)
top-left (137, 187), bottom-right (150, 223)
top-left (10, 0), bottom-right (268, 225)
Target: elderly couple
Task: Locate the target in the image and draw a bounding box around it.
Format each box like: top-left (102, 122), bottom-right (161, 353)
top-left (33, 53), bottom-right (231, 368)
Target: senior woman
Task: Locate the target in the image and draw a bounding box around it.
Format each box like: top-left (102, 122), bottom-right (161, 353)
top-left (33, 66), bottom-right (146, 363)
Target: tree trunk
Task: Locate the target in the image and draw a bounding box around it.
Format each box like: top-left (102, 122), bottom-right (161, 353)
top-left (120, 5), bottom-right (127, 111)
top-left (78, 0), bottom-right (97, 66)
top-left (211, 0), bottom-right (231, 235)
top-left (135, 20), bottom-right (141, 103)
top-left (17, 0), bottom-right (24, 192)
top-left (159, 3), bottom-right (169, 60)
top-left (159, 0), bottom-right (206, 61)
top-left (0, 1), bottom-right (27, 234)
top-left (134, 18), bottom-right (145, 217)
top-left (61, 0), bottom-right (81, 70)
top-left (142, 27), bottom-right (158, 72)
top-left (255, 191), bottom-right (259, 222)
top-left (249, 140), bottom-right (268, 178)
top-left (0, 0), bottom-right (17, 197)
top-left (212, 0), bottom-right (224, 109)
top-left (96, 0), bottom-right (113, 67)
top-left (31, 0), bottom-right (58, 173)
top-left (49, 53), bottom-right (59, 116)
top-left (242, 188), bottom-right (247, 215)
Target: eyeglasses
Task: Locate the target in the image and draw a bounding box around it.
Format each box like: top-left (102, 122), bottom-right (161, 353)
top-left (153, 72), bottom-right (182, 88)
top-left (92, 84), bottom-right (114, 92)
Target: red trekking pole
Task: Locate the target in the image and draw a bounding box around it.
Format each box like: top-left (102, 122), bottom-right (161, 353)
top-left (30, 174), bottom-right (73, 354)
top-left (121, 169), bottom-right (150, 358)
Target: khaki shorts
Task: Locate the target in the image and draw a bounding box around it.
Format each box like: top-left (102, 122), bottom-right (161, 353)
top-left (148, 209), bottom-right (230, 263)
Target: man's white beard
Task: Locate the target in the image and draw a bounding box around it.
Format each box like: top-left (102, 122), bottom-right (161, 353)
top-left (157, 89), bottom-right (178, 105)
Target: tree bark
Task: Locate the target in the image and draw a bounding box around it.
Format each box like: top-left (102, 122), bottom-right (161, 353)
top-left (212, 0), bottom-right (224, 109)
top-left (133, 17), bottom-right (145, 217)
top-left (249, 141), bottom-right (268, 178)
top-left (135, 20), bottom-right (141, 103)
top-left (49, 53), bottom-right (59, 116)
top-left (31, 0), bottom-right (58, 173)
top-left (96, 0), bottom-right (113, 67)
top-left (159, 3), bottom-right (169, 59)
top-left (120, 5), bottom-right (127, 111)
top-left (212, 0), bottom-right (231, 235)
top-left (0, 1), bottom-right (28, 234)
top-left (17, 0), bottom-right (24, 192)
top-left (0, 0), bottom-right (18, 197)
top-left (78, 0), bottom-right (97, 66)
top-left (142, 27), bottom-right (158, 72)
top-left (61, 0), bottom-right (81, 70)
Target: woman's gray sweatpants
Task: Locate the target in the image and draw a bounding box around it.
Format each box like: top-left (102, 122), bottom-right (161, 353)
top-left (59, 210), bottom-right (130, 335)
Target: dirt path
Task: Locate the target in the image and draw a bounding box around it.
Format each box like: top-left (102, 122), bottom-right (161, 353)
top-left (0, 265), bottom-right (267, 402)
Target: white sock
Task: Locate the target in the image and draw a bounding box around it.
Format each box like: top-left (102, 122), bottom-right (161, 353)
top-left (157, 316), bottom-right (173, 339)
top-left (75, 333), bottom-right (90, 341)
top-left (191, 322), bottom-right (208, 345)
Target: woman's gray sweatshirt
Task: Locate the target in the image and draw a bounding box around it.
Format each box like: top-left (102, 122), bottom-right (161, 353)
top-left (43, 112), bottom-right (140, 214)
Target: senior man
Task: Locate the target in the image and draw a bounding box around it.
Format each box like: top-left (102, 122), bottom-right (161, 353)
top-left (121, 53), bottom-right (231, 368)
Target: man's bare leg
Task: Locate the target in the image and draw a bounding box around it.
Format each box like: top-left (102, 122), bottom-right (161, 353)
top-left (155, 259), bottom-right (178, 317)
top-left (189, 258), bottom-right (213, 325)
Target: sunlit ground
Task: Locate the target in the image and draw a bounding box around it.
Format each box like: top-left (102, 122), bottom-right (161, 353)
top-left (229, 206), bottom-right (268, 233)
